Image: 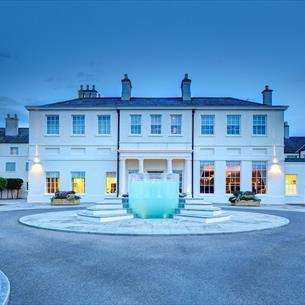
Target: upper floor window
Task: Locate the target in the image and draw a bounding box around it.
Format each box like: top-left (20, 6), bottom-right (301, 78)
top-left (201, 115), bottom-right (215, 135)
top-left (252, 161), bottom-right (267, 194)
top-left (72, 115), bottom-right (85, 135)
top-left (130, 114), bottom-right (141, 135)
top-left (46, 115), bottom-right (59, 135)
top-left (10, 147), bottom-right (18, 155)
top-left (253, 115), bottom-right (267, 135)
top-left (286, 175), bottom-right (297, 195)
top-left (150, 114), bottom-right (162, 135)
top-left (98, 115), bottom-right (111, 135)
top-left (226, 161), bottom-right (240, 193)
top-left (46, 171), bottom-right (60, 194)
top-left (170, 114), bottom-right (182, 135)
top-left (227, 115), bottom-right (241, 135)
top-left (6, 162), bottom-right (16, 172)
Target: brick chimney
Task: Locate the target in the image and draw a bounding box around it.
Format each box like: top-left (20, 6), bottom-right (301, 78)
top-left (78, 85), bottom-right (98, 98)
top-left (5, 114), bottom-right (19, 136)
top-left (121, 74), bottom-right (132, 101)
top-left (284, 121), bottom-right (290, 139)
top-left (262, 85), bottom-right (273, 105)
top-left (181, 73), bottom-right (191, 101)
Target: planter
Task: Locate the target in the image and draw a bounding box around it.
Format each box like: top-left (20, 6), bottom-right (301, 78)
top-left (51, 199), bottom-right (80, 206)
top-left (231, 200), bottom-right (260, 207)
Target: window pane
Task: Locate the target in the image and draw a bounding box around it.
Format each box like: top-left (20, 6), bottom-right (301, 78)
top-left (5, 162), bottom-right (16, 172)
top-left (72, 115), bottom-right (85, 135)
top-left (71, 171), bottom-right (85, 193)
top-left (46, 171), bottom-right (60, 193)
top-left (130, 115), bottom-right (141, 135)
top-left (106, 172), bottom-right (117, 194)
top-left (226, 161), bottom-right (240, 193)
top-left (201, 115), bottom-right (214, 135)
top-left (252, 161), bottom-right (267, 194)
top-left (253, 115), bottom-right (267, 135)
top-left (286, 175), bottom-right (297, 195)
top-left (10, 147), bottom-right (18, 155)
top-left (98, 115), bottom-right (111, 134)
top-left (151, 115), bottom-right (162, 134)
top-left (200, 161), bottom-right (215, 193)
top-left (171, 114), bottom-right (182, 135)
top-left (227, 115), bottom-right (241, 135)
top-left (47, 115), bottom-right (59, 135)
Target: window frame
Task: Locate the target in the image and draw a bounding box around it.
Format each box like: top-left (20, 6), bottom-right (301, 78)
top-left (285, 174), bottom-right (297, 195)
top-left (71, 171), bottom-right (86, 194)
top-left (227, 115), bottom-right (241, 136)
top-left (252, 114), bottom-right (267, 136)
top-left (170, 114), bottom-right (182, 135)
top-left (98, 115), bottom-right (111, 135)
top-left (72, 115), bottom-right (85, 135)
top-left (46, 115), bottom-right (59, 136)
top-left (200, 161), bottom-right (215, 194)
top-left (225, 161), bottom-right (241, 194)
top-left (5, 162), bottom-right (16, 172)
top-left (130, 114), bottom-right (142, 135)
top-left (252, 161), bottom-right (267, 194)
top-left (105, 171), bottom-right (117, 195)
top-left (45, 171), bottom-right (60, 194)
top-left (150, 114), bottom-right (162, 135)
top-left (10, 147), bottom-right (19, 156)
top-left (201, 115), bottom-right (215, 136)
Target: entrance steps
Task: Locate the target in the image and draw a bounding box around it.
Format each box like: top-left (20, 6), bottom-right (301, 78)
top-left (185, 198), bottom-right (212, 205)
top-left (78, 198), bottom-right (133, 223)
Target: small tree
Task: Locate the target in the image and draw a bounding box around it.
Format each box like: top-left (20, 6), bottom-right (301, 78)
top-left (0, 177), bottom-right (7, 200)
top-left (6, 178), bottom-right (24, 199)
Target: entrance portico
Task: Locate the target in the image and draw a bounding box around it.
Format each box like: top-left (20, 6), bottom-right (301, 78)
top-left (118, 150), bottom-right (192, 197)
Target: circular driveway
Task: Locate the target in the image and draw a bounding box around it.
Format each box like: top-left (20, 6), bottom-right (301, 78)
top-left (1, 207), bottom-right (305, 305)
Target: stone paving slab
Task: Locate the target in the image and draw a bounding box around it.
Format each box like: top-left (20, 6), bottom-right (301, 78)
top-left (0, 270), bottom-right (10, 305)
top-left (19, 210), bottom-right (289, 235)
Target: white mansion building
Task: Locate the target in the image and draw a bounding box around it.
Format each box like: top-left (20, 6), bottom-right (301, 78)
top-left (1, 74), bottom-right (304, 204)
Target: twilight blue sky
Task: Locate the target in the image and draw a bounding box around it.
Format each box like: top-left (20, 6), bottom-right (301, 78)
top-left (0, 0), bottom-right (304, 135)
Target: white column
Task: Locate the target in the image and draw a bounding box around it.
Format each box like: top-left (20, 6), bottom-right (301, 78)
top-left (138, 158), bottom-right (144, 173)
top-left (184, 159), bottom-right (192, 197)
top-left (119, 158), bottom-right (126, 196)
top-left (167, 158), bottom-right (173, 173)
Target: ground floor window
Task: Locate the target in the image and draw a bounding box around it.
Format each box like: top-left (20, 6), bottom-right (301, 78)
top-left (71, 171), bottom-right (85, 193)
top-left (200, 161), bottom-right (214, 194)
top-left (226, 161), bottom-right (240, 194)
top-left (252, 161), bottom-right (267, 194)
top-left (46, 171), bottom-right (60, 193)
top-left (285, 175), bottom-right (297, 195)
top-left (173, 170), bottom-right (183, 193)
top-left (106, 172), bottom-right (117, 194)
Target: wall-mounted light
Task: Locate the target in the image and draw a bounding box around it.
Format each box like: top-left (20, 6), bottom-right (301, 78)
top-left (33, 144), bottom-right (40, 164)
top-left (270, 144), bottom-right (281, 174)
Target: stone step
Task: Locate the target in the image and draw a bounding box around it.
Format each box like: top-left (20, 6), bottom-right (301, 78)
top-left (78, 211), bottom-right (133, 223)
top-left (82, 209), bottom-right (127, 216)
top-left (185, 198), bottom-right (212, 205)
top-left (88, 204), bottom-right (123, 210)
top-left (174, 213), bottom-right (232, 224)
top-left (102, 198), bottom-right (122, 204)
top-left (179, 209), bottom-right (224, 217)
top-left (184, 204), bottom-right (221, 211)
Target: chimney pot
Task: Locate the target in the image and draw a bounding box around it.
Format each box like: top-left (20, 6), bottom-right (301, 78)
top-left (284, 121), bottom-right (290, 139)
top-left (121, 74), bottom-right (132, 101)
top-left (262, 85), bottom-right (273, 105)
top-left (181, 73), bottom-right (191, 101)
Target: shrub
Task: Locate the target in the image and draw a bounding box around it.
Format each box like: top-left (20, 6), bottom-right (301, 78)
top-left (51, 191), bottom-right (80, 201)
top-left (0, 177), bottom-right (7, 199)
top-left (229, 191), bottom-right (261, 203)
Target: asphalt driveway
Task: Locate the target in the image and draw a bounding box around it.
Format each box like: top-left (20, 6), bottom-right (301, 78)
top-left (0, 208), bottom-right (304, 305)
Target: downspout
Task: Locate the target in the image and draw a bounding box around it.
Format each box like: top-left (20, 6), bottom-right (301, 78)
top-left (191, 109), bottom-right (195, 198)
top-left (116, 109), bottom-right (120, 197)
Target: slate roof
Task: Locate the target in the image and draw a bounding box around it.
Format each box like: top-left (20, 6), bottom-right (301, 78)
top-left (0, 128), bottom-right (29, 144)
top-left (26, 97), bottom-right (287, 109)
top-left (284, 137), bottom-right (305, 153)
top-left (285, 158), bottom-right (305, 163)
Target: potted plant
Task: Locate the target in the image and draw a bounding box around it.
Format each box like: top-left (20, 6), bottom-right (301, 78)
top-left (51, 191), bottom-right (81, 205)
top-left (229, 191), bottom-right (261, 207)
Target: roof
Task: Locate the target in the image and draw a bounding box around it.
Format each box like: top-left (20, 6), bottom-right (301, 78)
top-left (285, 158), bottom-right (305, 163)
top-left (0, 128), bottom-right (29, 144)
top-left (284, 137), bottom-right (305, 153)
top-left (26, 97), bottom-right (288, 110)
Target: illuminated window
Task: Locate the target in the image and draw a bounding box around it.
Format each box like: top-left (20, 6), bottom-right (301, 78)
top-left (285, 175), bottom-right (297, 195)
top-left (46, 115), bottom-right (59, 135)
top-left (227, 115), bottom-right (241, 135)
top-left (130, 115), bottom-right (141, 135)
top-left (98, 115), bottom-right (111, 135)
top-left (170, 114), bottom-right (182, 135)
top-left (253, 115), bottom-right (267, 135)
top-left (226, 161), bottom-right (240, 193)
top-left (201, 115), bottom-right (215, 135)
top-left (71, 171), bottom-right (85, 193)
top-left (72, 115), bottom-right (85, 135)
top-left (46, 172), bottom-right (60, 194)
top-left (200, 161), bottom-right (214, 193)
top-left (150, 114), bottom-right (162, 135)
top-left (10, 147), bottom-right (19, 155)
top-left (252, 161), bottom-right (267, 194)
top-left (106, 172), bottom-right (117, 194)
top-left (5, 162), bottom-right (16, 172)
